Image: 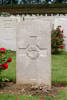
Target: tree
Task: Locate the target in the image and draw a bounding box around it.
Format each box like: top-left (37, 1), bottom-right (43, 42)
top-left (45, 0), bottom-right (51, 3)
top-left (37, 0), bottom-right (40, 3)
top-left (43, 0), bottom-right (65, 3)
top-left (2, 0), bottom-right (3, 4)
top-left (5, 0), bottom-right (17, 4)
top-left (55, 0), bottom-right (63, 3)
top-left (18, 0), bottom-right (28, 4)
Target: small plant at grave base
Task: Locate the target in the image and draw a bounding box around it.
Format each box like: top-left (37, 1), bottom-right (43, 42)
top-left (61, 86), bottom-right (64, 89)
top-left (51, 25), bottom-right (64, 54)
top-left (0, 48), bottom-right (12, 87)
top-left (41, 97), bottom-right (44, 100)
top-left (16, 98), bottom-right (19, 100)
top-left (16, 97), bottom-right (44, 100)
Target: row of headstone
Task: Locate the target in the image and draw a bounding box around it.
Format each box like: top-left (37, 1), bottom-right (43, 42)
top-left (0, 15), bottom-right (67, 51)
top-left (15, 14), bottom-right (67, 17)
top-left (1, 14), bottom-right (67, 18)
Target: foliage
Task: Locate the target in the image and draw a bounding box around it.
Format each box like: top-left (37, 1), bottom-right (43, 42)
top-left (0, 0), bottom-right (67, 4)
top-left (0, 12), bottom-right (11, 16)
top-left (0, 4), bottom-right (67, 14)
top-left (1, 0), bottom-right (17, 4)
top-left (55, 0), bottom-right (64, 3)
top-left (51, 26), bottom-right (64, 54)
top-left (1, 3), bottom-right (67, 9)
top-left (0, 48), bottom-right (12, 86)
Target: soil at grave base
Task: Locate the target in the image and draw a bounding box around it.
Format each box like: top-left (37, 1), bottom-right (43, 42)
top-left (0, 82), bottom-right (64, 97)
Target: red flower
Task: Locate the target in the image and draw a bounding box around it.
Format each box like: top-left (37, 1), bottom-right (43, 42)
top-left (0, 48), bottom-right (6, 53)
top-left (41, 97), bottom-right (44, 100)
top-left (60, 45), bottom-right (64, 49)
top-left (1, 63), bottom-right (8, 70)
top-left (7, 58), bottom-right (12, 63)
top-left (60, 40), bottom-right (63, 42)
top-left (16, 98), bottom-right (19, 100)
top-left (62, 30), bottom-right (64, 33)
top-left (61, 86), bottom-right (64, 88)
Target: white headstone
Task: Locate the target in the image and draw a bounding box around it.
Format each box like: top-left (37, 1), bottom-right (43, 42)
top-left (0, 17), bottom-right (17, 50)
top-left (16, 17), bottom-right (51, 88)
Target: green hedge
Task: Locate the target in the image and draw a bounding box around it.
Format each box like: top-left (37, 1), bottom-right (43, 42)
top-left (0, 4), bottom-right (67, 14)
top-left (0, 9), bottom-right (67, 15)
top-left (0, 4), bottom-right (67, 9)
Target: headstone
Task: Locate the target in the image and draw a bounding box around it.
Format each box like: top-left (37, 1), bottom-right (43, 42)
top-left (16, 17), bottom-right (51, 88)
top-left (0, 17), bottom-right (17, 50)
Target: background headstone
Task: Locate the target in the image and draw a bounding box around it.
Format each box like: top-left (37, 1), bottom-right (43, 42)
top-left (0, 16), bottom-right (67, 51)
top-left (0, 17), bottom-right (17, 51)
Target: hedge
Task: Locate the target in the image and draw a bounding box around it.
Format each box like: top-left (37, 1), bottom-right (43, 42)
top-left (0, 4), bottom-right (67, 14)
top-left (1, 4), bottom-right (67, 9)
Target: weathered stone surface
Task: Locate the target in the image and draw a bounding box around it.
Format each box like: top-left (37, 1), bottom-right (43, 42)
top-left (16, 17), bottom-right (51, 88)
top-left (0, 17), bottom-right (17, 51)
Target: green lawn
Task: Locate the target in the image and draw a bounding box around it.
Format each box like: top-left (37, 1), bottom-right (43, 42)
top-left (52, 51), bottom-right (67, 85)
top-left (0, 94), bottom-right (52, 100)
top-left (55, 88), bottom-right (67, 100)
top-left (0, 88), bottom-right (67, 100)
top-left (1, 50), bottom-right (67, 100)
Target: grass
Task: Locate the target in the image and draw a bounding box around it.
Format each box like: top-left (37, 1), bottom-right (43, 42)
top-left (0, 88), bottom-right (67, 100)
top-left (0, 94), bottom-right (52, 100)
top-left (52, 51), bottom-right (67, 85)
top-left (55, 87), bottom-right (67, 100)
